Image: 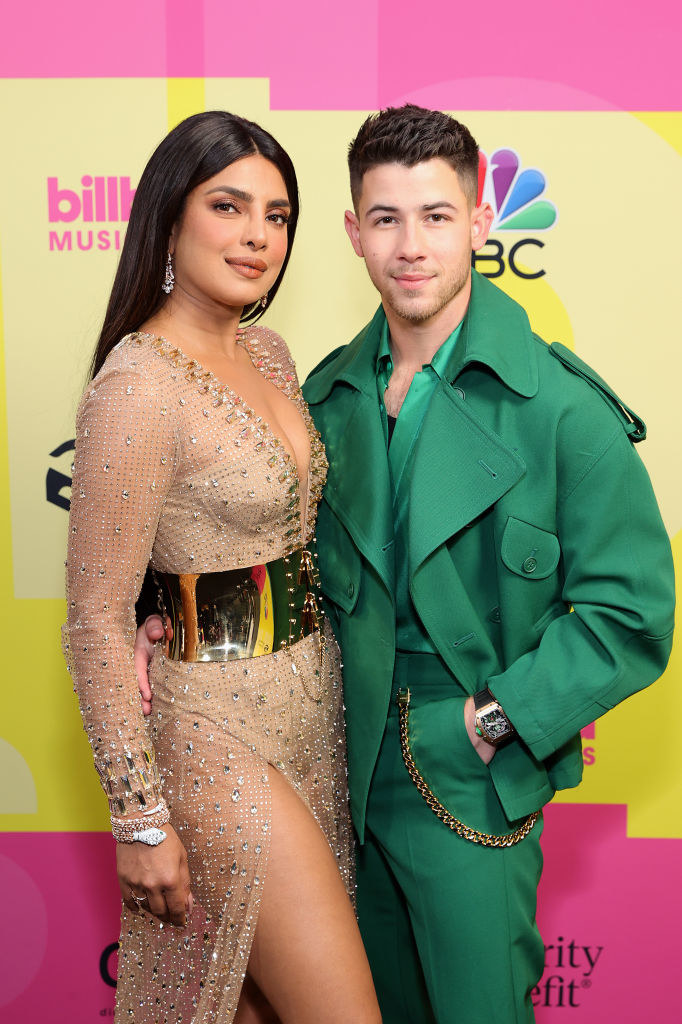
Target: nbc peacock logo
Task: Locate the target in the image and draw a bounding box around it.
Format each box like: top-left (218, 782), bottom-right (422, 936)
top-left (473, 148), bottom-right (557, 280)
top-left (481, 149), bottom-right (557, 231)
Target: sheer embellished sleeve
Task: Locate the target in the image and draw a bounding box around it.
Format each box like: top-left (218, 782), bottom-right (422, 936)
top-left (63, 358), bottom-right (179, 835)
top-left (239, 325), bottom-right (300, 394)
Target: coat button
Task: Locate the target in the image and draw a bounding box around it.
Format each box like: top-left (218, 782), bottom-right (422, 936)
top-left (347, 581), bottom-right (355, 597)
top-left (522, 556), bottom-right (537, 574)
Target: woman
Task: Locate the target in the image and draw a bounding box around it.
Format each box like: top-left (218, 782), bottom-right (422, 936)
top-left (64, 110), bottom-right (381, 1024)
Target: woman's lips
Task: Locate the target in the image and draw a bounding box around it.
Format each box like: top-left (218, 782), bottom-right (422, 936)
top-left (225, 257), bottom-right (267, 278)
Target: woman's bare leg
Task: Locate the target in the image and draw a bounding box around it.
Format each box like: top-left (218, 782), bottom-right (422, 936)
top-left (244, 768), bottom-right (381, 1024)
top-left (234, 974), bottom-right (281, 1024)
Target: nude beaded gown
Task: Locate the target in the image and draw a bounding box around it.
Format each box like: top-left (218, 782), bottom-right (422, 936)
top-left (63, 328), bottom-right (353, 1023)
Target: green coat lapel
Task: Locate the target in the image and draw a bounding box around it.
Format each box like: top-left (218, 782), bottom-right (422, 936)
top-left (408, 271), bottom-right (537, 575)
top-left (322, 393), bottom-right (395, 594)
top-left (407, 382), bottom-right (526, 573)
top-left (406, 382), bottom-right (527, 695)
top-left (406, 272), bottom-right (540, 691)
top-left (305, 309), bottom-right (395, 595)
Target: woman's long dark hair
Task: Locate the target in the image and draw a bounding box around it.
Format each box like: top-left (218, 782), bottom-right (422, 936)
top-left (90, 110), bottom-right (299, 378)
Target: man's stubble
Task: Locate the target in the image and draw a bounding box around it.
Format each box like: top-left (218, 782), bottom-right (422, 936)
top-left (379, 258), bottom-right (471, 326)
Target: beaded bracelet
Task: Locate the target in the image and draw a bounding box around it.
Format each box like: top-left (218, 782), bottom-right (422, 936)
top-left (111, 801), bottom-right (170, 843)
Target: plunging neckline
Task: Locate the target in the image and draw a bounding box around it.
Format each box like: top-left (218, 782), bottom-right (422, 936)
top-left (129, 330), bottom-right (313, 543)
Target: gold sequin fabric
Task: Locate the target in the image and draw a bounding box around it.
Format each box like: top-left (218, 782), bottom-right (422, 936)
top-left (64, 329), bottom-right (353, 1023)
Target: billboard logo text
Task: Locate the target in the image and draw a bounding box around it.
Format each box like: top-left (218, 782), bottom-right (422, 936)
top-left (48, 176), bottom-right (135, 223)
top-left (47, 175), bottom-right (136, 252)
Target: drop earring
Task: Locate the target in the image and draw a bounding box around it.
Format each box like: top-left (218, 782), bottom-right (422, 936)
top-left (260, 293), bottom-right (268, 309)
top-left (162, 252), bottom-right (174, 294)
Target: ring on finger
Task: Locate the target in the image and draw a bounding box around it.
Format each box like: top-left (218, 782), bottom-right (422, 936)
top-left (129, 889), bottom-right (148, 907)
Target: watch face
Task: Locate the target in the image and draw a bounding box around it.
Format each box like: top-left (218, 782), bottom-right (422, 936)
top-left (479, 707), bottom-right (510, 740)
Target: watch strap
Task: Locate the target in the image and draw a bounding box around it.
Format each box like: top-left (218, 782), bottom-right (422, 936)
top-left (474, 687), bottom-right (495, 713)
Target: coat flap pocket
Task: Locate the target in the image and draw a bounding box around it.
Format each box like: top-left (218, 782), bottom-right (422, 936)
top-left (317, 502), bottom-right (361, 614)
top-left (501, 517), bottom-right (560, 580)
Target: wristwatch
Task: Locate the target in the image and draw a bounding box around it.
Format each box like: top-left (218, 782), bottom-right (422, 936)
top-left (473, 688), bottom-right (516, 747)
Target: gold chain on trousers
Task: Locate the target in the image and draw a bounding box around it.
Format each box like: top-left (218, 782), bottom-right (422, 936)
top-left (397, 688), bottom-right (541, 848)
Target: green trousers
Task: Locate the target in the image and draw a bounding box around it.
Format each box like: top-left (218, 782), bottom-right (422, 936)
top-left (356, 653), bottom-right (544, 1024)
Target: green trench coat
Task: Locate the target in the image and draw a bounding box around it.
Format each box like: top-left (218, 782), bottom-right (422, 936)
top-left (303, 271), bottom-right (675, 842)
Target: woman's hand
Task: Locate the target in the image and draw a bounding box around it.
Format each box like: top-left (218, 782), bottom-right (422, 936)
top-left (134, 614), bottom-right (172, 716)
top-left (117, 823), bottom-right (193, 927)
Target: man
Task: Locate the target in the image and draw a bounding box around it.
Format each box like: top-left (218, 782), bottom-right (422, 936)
top-left (299, 105), bottom-right (674, 1022)
top-left (138, 106), bottom-right (674, 1022)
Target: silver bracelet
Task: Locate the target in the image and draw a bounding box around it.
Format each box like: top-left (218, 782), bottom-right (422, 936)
top-left (111, 803), bottom-right (170, 843)
top-left (130, 827), bottom-right (167, 846)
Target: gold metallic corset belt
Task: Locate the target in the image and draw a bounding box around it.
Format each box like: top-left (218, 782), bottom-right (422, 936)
top-left (158, 548), bottom-right (323, 662)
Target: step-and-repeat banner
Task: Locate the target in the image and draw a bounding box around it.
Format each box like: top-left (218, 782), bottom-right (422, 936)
top-left (1, 2), bottom-right (681, 1020)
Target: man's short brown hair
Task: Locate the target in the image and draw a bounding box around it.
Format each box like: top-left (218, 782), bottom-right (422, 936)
top-left (348, 104), bottom-right (480, 209)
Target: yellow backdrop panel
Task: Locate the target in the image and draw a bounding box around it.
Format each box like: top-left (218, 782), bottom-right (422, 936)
top-left (0, 79), bottom-right (680, 838)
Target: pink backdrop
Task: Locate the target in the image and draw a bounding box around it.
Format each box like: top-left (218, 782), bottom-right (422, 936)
top-left (3, 0), bottom-right (682, 109)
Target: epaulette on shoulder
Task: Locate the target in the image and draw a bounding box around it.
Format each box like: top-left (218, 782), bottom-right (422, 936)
top-left (549, 342), bottom-right (646, 443)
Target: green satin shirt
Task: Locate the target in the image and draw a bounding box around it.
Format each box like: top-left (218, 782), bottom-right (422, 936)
top-left (376, 319), bottom-right (463, 653)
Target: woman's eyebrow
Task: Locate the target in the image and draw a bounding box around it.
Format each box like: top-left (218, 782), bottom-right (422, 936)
top-left (204, 185), bottom-right (291, 210)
